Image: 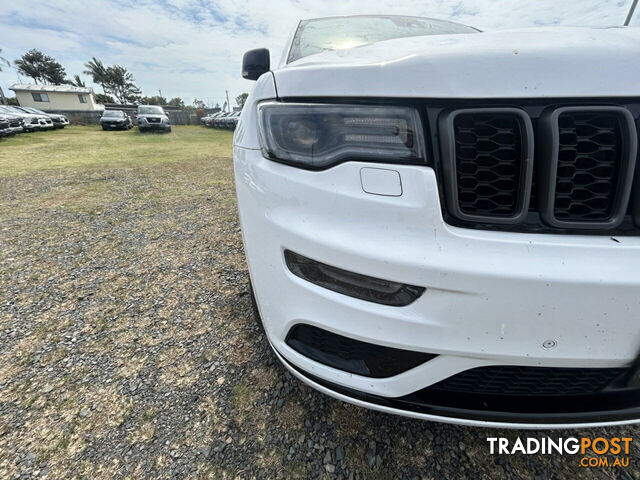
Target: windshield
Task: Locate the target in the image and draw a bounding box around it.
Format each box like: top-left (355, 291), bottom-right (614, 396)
top-left (24, 107), bottom-right (45, 114)
top-left (288, 15), bottom-right (478, 62)
top-left (103, 111), bottom-right (124, 117)
top-left (138, 106), bottom-right (164, 115)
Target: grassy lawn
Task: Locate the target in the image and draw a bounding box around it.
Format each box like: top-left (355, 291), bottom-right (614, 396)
top-left (0, 125), bottom-right (232, 176)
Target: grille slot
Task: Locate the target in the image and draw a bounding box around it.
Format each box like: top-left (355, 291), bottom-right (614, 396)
top-left (438, 108), bottom-right (534, 224)
top-left (554, 113), bottom-right (622, 221)
top-left (455, 114), bottom-right (521, 215)
top-left (537, 106), bottom-right (637, 229)
top-left (555, 112), bottom-right (623, 220)
top-left (429, 365), bottom-right (626, 396)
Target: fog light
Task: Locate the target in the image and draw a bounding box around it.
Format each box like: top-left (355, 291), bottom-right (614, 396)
top-left (284, 250), bottom-right (424, 306)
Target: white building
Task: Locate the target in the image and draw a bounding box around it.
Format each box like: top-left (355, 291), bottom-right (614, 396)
top-left (9, 84), bottom-right (100, 111)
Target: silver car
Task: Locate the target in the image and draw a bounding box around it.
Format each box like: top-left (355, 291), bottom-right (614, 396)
top-left (17, 106), bottom-right (69, 129)
top-left (137, 105), bottom-right (171, 133)
top-left (0, 105), bottom-right (51, 132)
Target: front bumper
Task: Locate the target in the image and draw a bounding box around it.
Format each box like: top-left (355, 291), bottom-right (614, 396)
top-left (102, 121), bottom-right (128, 129)
top-left (234, 146), bottom-right (640, 427)
top-left (52, 118), bottom-right (69, 127)
top-left (138, 119), bottom-right (170, 130)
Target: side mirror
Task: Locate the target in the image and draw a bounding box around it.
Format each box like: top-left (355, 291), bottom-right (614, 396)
top-left (242, 48), bottom-right (270, 80)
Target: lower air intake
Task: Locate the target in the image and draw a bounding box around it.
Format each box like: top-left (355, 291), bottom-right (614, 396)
top-left (285, 324), bottom-right (435, 378)
top-left (428, 365), bottom-right (626, 396)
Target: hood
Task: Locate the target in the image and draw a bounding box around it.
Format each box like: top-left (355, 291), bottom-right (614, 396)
top-left (274, 27), bottom-right (640, 99)
top-left (11, 112), bottom-right (39, 119)
top-left (138, 114), bottom-right (167, 119)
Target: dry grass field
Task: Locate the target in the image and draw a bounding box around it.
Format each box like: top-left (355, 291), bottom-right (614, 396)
top-left (1, 126), bottom-right (638, 479)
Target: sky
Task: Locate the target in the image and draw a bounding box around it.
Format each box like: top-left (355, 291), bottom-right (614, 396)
top-left (0, 0), bottom-right (638, 108)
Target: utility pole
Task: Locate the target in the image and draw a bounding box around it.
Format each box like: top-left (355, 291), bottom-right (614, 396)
top-left (158, 89), bottom-right (163, 102)
top-left (226, 90), bottom-right (230, 112)
top-left (0, 86), bottom-right (7, 105)
top-left (625, 0), bottom-right (638, 25)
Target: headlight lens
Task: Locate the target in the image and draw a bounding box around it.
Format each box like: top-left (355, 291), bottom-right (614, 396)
top-left (258, 103), bottom-right (425, 169)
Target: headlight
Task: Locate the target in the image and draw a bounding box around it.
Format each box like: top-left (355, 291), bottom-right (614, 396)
top-left (258, 103), bottom-right (425, 169)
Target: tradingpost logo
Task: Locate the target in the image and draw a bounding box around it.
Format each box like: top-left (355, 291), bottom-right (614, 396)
top-left (487, 436), bottom-right (632, 468)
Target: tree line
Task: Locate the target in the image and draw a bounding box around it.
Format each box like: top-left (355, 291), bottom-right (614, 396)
top-left (7, 48), bottom-right (248, 108)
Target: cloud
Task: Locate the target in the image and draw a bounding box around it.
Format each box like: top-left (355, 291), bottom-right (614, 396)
top-left (0, 0), bottom-right (636, 106)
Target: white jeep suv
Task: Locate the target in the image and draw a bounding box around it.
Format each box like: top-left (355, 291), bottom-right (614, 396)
top-left (233, 15), bottom-right (640, 428)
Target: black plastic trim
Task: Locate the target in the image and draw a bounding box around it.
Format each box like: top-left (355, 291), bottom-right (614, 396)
top-left (285, 324), bottom-right (436, 378)
top-left (634, 120), bottom-right (640, 228)
top-left (284, 250), bottom-right (425, 307)
top-left (438, 107), bottom-right (534, 224)
top-left (280, 353), bottom-right (640, 425)
top-left (537, 106), bottom-right (638, 229)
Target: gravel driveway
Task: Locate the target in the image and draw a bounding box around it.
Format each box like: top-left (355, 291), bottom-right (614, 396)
top-left (1, 128), bottom-right (639, 479)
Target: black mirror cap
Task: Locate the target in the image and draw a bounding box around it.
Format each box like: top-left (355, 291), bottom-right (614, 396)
top-left (242, 48), bottom-right (270, 80)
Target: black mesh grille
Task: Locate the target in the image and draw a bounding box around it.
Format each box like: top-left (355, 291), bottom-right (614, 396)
top-left (554, 112), bottom-right (623, 221)
top-left (453, 113), bottom-right (524, 216)
top-left (286, 324), bottom-right (435, 378)
top-left (429, 365), bottom-right (626, 396)
top-left (436, 103), bottom-right (639, 234)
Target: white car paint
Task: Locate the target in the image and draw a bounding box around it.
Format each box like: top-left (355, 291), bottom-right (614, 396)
top-left (276, 27), bottom-right (640, 99)
top-left (233, 21), bottom-right (640, 428)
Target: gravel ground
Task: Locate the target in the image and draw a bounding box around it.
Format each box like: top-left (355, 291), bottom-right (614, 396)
top-left (1, 128), bottom-right (639, 479)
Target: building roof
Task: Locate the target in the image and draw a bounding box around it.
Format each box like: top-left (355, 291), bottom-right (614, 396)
top-left (9, 83), bottom-right (94, 94)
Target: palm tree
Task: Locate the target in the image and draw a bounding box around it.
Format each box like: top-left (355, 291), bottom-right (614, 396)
top-left (0, 48), bottom-right (8, 72)
top-left (83, 57), bottom-right (107, 93)
top-left (71, 74), bottom-right (86, 87)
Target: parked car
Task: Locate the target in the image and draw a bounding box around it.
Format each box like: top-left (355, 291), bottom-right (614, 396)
top-left (0, 110), bottom-right (24, 134)
top-left (137, 105), bottom-right (171, 133)
top-left (0, 105), bottom-right (52, 131)
top-left (202, 112), bottom-right (222, 127)
top-left (222, 110), bottom-right (241, 130)
top-left (231, 110), bottom-right (242, 129)
top-left (17, 106), bottom-right (69, 128)
top-left (100, 110), bottom-right (133, 130)
top-left (235, 14), bottom-right (640, 429)
top-left (214, 112), bottom-right (229, 128)
top-left (212, 112), bottom-right (231, 128)
top-left (0, 116), bottom-right (12, 137)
